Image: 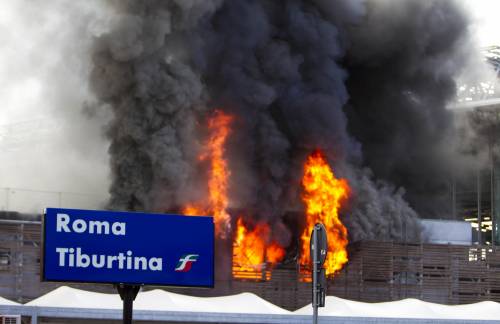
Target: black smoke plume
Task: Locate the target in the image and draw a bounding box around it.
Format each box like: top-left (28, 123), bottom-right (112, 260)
top-left (90, 0), bottom-right (472, 243)
top-left (344, 0), bottom-right (470, 219)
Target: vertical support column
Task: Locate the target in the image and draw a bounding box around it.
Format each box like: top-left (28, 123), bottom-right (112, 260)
top-left (15, 224), bottom-right (24, 301)
top-left (478, 168), bottom-right (482, 245)
top-left (451, 176), bottom-right (457, 220)
top-left (493, 159), bottom-right (500, 246)
top-left (448, 244), bottom-right (453, 303)
top-left (419, 242), bottom-right (423, 300)
top-left (491, 143), bottom-right (495, 248)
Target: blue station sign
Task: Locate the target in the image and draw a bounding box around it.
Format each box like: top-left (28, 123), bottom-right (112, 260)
top-left (42, 208), bottom-right (214, 287)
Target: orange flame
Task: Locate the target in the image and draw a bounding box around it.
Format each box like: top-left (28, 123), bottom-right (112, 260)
top-left (266, 242), bottom-right (286, 264)
top-left (183, 110), bottom-right (233, 239)
top-left (183, 110), bottom-right (286, 280)
top-left (300, 149), bottom-right (349, 279)
top-left (232, 217), bottom-right (285, 280)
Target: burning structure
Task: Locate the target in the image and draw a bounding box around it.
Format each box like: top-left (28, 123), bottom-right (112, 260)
top-left (90, 0), bottom-right (473, 261)
top-left (86, 0), bottom-right (496, 302)
top-left (91, 0), bottom-right (467, 242)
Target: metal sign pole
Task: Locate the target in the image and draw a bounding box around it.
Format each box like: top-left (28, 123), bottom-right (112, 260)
top-left (312, 227), bottom-right (318, 324)
top-left (116, 284), bottom-right (140, 324)
top-left (311, 223), bottom-right (328, 324)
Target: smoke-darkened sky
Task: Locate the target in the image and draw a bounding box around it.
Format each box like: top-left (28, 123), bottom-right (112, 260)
top-left (0, 0), bottom-right (496, 220)
top-left (84, 0), bottom-right (482, 243)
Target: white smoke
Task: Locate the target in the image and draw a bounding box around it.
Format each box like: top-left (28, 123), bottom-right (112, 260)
top-left (0, 0), bottom-right (112, 212)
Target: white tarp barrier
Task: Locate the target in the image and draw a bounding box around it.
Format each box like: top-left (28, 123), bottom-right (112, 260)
top-left (295, 296), bottom-right (500, 321)
top-left (25, 286), bottom-right (290, 314)
top-left (0, 296), bottom-right (20, 306)
top-left (19, 286), bottom-right (500, 320)
top-left (26, 286), bottom-right (122, 309)
top-left (135, 289), bottom-right (290, 314)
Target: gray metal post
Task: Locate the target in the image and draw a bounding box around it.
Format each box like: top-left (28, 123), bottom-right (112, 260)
top-left (451, 176), bottom-right (456, 220)
top-left (478, 168), bottom-right (482, 244)
top-left (312, 228), bottom-right (318, 324)
top-left (490, 143), bottom-right (495, 248)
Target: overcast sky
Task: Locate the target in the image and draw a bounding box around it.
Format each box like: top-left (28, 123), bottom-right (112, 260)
top-left (0, 1), bottom-right (111, 212)
top-left (463, 0), bottom-right (500, 47)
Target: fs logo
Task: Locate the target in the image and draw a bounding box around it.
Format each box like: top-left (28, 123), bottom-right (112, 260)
top-left (175, 254), bottom-right (199, 272)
